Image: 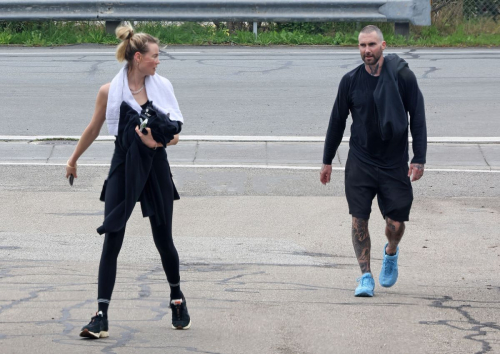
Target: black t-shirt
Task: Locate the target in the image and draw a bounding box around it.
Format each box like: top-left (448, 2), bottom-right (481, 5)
top-left (323, 63), bottom-right (427, 168)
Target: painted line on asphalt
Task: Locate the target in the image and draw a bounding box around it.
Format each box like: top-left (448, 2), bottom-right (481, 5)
top-left (0, 51), bottom-right (202, 56)
top-left (0, 162), bottom-right (498, 173)
top-left (180, 136), bottom-right (500, 144)
top-left (0, 52), bottom-right (117, 55)
top-left (1, 135), bottom-right (500, 144)
top-left (0, 51), bottom-right (358, 56)
top-left (1, 50), bottom-right (500, 56)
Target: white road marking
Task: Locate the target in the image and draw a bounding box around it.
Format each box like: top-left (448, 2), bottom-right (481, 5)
top-left (0, 162), bottom-right (498, 173)
top-left (0, 51), bottom-right (201, 56)
top-left (1, 50), bottom-right (499, 56)
top-left (0, 52), bottom-right (117, 55)
top-left (1, 135), bottom-right (500, 143)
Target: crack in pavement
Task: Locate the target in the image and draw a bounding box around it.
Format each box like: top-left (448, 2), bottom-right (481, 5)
top-left (134, 267), bottom-right (171, 322)
top-left (0, 285), bottom-right (54, 315)
top-left (419, 295), bottom-right (500, 354)
top-left (478, 144), bottom-right (492, 169)
top-left (403, 49), bottom-right (420, 59)
top-left (100, 324), bottom-right (139, 354)
top-left (0, 279), bottom-right (55, 340)
top-left (150, 300), bottom-right (170, 321)
top-left (35, 298), bottom-right (96, 345)
top-left (218, 271), bottom-right (266, 285)
top-left (234, 61), bottom-right (292, 75)
top-left (87, 60), bottom-right (107, 80)
top-left (422, 66), bottom-right (440, 79)
top-left (182, 261), bottom-right (340, 269)
top-left (340, 61), bottom-right (362, 70)
top-left (59, 299), bottom-right (95, 335)
top-left (135, 267), bottom-right (160, 299)
top-left (1, 259), bottom-right (498, 353)
top-left (160, 50), bottom-right (176, 60)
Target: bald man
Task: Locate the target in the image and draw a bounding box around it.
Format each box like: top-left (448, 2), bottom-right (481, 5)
top-left (320, 25), bottom-right (427, 297)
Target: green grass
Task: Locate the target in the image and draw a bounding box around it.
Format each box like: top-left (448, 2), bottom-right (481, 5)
top-left (0, 21), bottom-right (117, 46)
top-left (0, 21), bottom-right (499, 47)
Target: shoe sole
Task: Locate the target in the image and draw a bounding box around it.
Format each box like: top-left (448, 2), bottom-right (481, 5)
top-left (172, 320), bottom-right (191, 330)
top-left (355, 291), bottom-right (374, 297)
top-left (379, 281), bottom-right (397, 288)
top-left (80, 329), bottom-right (109, 339)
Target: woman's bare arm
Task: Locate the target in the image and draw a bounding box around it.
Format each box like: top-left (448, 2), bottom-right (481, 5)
top-left (65, 83), bottom-right (109, 178)
top-left (167, 134), bottom-right (179, 146)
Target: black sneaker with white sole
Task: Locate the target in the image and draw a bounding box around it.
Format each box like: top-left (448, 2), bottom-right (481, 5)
top-left (80, 311), bottom-right (109, 339)
top-left (170, 297), bottom-right (191, 329)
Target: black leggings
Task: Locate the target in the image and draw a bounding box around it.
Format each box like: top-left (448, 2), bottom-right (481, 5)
top-left (97, 152), bottom-right (180, 303)
top-left (97, 218), bottom-right (180, 302)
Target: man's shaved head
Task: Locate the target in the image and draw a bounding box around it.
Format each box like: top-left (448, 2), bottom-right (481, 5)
top-left (359, 25), bottom-right (384, 42)
top-left (358, 25), bottom-right (386, 74)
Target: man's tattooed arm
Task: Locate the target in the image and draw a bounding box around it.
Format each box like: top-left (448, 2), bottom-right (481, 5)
top-left (352, 217), bottom-right (371, 273)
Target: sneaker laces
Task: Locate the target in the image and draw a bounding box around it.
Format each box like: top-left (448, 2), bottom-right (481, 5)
top-left (88, 314), bottom-right (98, 325)
top-left (171, 299), bottom-right (183, 320)
top-left (383, 258), bottom-right (396, 275)
top-left (88, 311), bottom-right (104, 324)
top-left (356, 275), bottom-right (372, 287)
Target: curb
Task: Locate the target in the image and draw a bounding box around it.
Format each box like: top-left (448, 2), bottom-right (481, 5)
top-left (1, 136), bottom-right (500, 144)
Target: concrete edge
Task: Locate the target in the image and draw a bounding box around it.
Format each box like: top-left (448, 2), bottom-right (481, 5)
top-left (1, 162), bottom-right (499, 173)
top-left (2, 136), bottom-right (500, 144)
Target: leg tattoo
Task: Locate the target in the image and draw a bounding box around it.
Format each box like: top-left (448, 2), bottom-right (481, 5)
top-left (385, 217), bottom-right (405, 255)
top-left (352, 217), bottom-right (371, 274)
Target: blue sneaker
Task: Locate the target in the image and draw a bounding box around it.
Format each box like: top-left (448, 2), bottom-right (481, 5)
top-left (354, 273), bottom-right (375, 297)
top-left (379, 243), bottom-right (399, 288)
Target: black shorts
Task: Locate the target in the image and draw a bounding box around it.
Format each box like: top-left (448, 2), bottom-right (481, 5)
top-left (344, 155), bottom-right (413, 222)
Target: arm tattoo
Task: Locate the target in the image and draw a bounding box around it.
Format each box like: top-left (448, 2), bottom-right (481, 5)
top-left (352, 218), bottom-right (371, 273)
top-left (414, 163), bottom-right (424, 171)
top-left (368, 64), bottom-right (379, 76)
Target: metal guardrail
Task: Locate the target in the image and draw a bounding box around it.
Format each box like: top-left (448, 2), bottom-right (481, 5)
top-left (0, 0), bottom-right (431, 25)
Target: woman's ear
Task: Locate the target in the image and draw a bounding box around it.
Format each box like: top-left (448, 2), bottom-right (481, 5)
top-left (134, 52), bottom-right (142, 64)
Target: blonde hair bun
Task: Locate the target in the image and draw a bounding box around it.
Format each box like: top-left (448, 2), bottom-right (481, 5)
top-left (116, 23), bottom-right (134, 41)
top-left (115, 23), bottom-right (159, 64)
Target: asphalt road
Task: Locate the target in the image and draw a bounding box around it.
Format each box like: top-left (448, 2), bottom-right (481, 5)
top-left (1, 45), bottom-right (500, 137)
top-left (1, 45), bottom-right (499, 354)
top-left (0, 165), bottom-right (499, 354)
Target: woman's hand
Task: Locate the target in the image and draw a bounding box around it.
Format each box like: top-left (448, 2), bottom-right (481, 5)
top-left (135, 126), bottom-right (163, 149)
top-left (167, 134), bottom-right (179, 146)
top-left (66, 160), bottom-right (77, 179)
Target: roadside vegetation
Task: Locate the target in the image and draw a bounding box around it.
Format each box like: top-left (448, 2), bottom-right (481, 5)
top-left (0, 17), bottom-right (498, 47)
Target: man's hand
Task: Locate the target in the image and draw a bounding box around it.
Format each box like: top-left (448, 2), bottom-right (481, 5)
top-left (320, 164), bottom-right (333, 185)
top-left (408, 163), bottom-right (424, 182)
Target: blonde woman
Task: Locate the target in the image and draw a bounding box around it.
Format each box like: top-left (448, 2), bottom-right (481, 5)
top-left (66, 24), bottom-right (191, 338)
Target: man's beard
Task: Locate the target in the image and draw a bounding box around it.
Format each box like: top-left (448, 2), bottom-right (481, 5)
top-left (362, 52), bottom-right (381, 65)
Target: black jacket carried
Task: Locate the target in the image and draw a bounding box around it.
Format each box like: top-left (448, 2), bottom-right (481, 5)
top-left (373, 53), bottom-right (410, 142)
top-left (96, 102), bottom-right (182, 235)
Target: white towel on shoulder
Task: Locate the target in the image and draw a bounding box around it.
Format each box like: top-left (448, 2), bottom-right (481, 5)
top-left (106, 65), bottom-right (183, 136)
